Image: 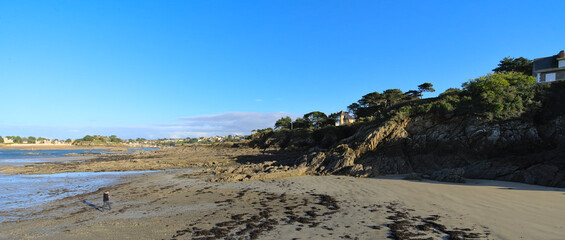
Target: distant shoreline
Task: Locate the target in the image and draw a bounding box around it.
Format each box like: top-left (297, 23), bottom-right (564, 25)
top-left (0, 144), bottom-right (129, 150)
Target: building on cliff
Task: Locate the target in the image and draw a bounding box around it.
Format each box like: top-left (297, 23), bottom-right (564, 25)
top-left (335, 111), bottom-right (355, 126)
top-left (533, 50), bottom-right (565, 83)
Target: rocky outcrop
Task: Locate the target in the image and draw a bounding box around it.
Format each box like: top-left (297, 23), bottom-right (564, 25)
top-left (195, 161), bottom-right (308, 182)
top-left (294, 115), bottom-right (565, 187)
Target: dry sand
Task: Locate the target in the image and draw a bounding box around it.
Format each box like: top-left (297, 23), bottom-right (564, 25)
top-left (1, 169), bottom-right (564, 240)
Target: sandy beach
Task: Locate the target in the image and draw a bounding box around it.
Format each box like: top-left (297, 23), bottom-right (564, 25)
top-left (1, 171), bottom-right (564, 239)
top-left (1, 146), bottom-right (564, 239)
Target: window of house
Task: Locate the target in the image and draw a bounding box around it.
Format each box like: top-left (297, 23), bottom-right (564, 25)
top-left (546, 73), bottom-right (556, 82)
top-left (556, 70), bottom-right (565, 81)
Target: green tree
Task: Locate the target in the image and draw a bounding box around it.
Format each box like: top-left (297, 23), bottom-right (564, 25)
top-left (462, 72), bottom-right (536, 118)
top-left (304, 111), bottom-right (328, 128)
top-left (28, 136), bottom-right (36, 144)
top-left (347, 103), bottom-right (361, 118)
top-left (439, 88), bottom-right (462, 97)
top-left (418, 82), bottom-right (435, 98)
top-left (275, 116), bottom-right (293, 129)
top-left (65, 138), bottom-right (72, 143)
top-left (493, 57), bottom-right (533, 76)
top-left (293, 117), bottom-right (312, 129)
top-left (326, 112), bottom-right (340, 126)
top-left (109, 135), bottom-right (122, 143)
top-left (0, 136), bottom-right (3, 143)
top-left (404, 90), bottom-right (422, 99)
top-left (381, 89), bottom-right (406, 107)
top-left (348, 89), bottom-right (410, 119)
top-left (82, 135), bottom-right (95, 142)
top-left (358, 92), bottom-right (383, 107)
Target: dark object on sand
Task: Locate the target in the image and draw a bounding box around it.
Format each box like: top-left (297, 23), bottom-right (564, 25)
top-left (102, 191), bottom-right (111, 211)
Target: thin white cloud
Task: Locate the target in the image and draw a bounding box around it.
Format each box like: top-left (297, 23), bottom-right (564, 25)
top-left (171, 112), bottom-right (299, 137)
top-left (0, 112), bottom-right (301, 139)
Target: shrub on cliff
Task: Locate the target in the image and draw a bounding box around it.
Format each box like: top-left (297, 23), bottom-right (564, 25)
top-left (461, 72), bottom-right (536, 119)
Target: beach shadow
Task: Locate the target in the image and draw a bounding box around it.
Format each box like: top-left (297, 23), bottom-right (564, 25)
top-left (374, 174), bottom-right (565, 192)
top-left (234, 149), bottom-right (303, 166)
top-left (82, 200), bottom-right (102, 212)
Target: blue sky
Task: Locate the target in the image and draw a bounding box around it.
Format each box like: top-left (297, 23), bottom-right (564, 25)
top-left (1, 1), bottom-right (564, 139)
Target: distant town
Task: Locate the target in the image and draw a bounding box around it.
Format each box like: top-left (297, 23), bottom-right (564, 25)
top-left (0, 134), bottom-right (246, 147)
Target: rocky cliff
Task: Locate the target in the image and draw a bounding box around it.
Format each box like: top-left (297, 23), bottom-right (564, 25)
top-left (294, 113), bottom-right (565, 187)
top-left (249, 113), bottom-right (565, 187)
top-left (247, 81), bottom-right (565, 187)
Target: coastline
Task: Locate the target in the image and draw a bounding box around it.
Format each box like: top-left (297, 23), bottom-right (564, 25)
top-left (1, 169), bottom-right (564, 239)
top-left (1, 146), bottom-right (564, 239)
top-left (0, 144), bottom-right (121, 150)
top-left (0, 156), bottom-right (96, 169)
top-left (0, 170), bottom-right (153, 223)
top-left (0, 146), bottom-right (272, 175)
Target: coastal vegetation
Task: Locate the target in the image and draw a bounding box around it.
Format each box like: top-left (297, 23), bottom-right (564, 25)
top-left (0, 134), bottom-right (242, 148)
top-left (246, 56), bottom-right (565, 188)
top-left (266, 56), bottom-right (539, 136)
top-left (73, 135), bottom-right (123, 145)
top-left (155, 135), bottom-right (244, 146)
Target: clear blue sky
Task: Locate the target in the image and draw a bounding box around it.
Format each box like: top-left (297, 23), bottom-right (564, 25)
top-left (1, 1), bottom-right (564, 139)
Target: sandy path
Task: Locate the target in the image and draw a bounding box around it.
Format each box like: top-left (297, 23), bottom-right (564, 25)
top-left (1, 171), bottom-right (564, 240)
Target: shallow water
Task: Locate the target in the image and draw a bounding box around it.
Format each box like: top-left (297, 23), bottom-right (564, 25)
top-left (0, 148), bottom-right (159, 222)
top-left (0, 171), bottom-right (154, 222)
top-left (0, 149), bottom-right (107, 167)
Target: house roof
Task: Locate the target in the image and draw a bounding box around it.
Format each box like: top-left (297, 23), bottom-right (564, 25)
top-left (558, 50), bottom-right (565, 59)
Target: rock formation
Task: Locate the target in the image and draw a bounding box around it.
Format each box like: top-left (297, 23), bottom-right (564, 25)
top-left (250, 113), bottom-right (565, 187)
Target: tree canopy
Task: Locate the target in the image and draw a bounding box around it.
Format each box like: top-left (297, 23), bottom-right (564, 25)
top-left (304, 111), bottom-right (329, 127)
top-left (462, 72), bottom-right (536, 118)
top-left (275, 116), bottom-right (293, 129)
top-left (418, 82), bottom-right (435, 96)
top-left (492, 57), bottom-right (533, 76)
top-left (347, 87), bottom-right (426, 119)
top-left (289, 118), bottom-right (308, 129)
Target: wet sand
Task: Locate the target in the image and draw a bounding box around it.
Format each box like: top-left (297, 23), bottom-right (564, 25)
top-left (0, 145), bottom-right (276, 175)
top-left (1, 169), bottom-right (564, 240)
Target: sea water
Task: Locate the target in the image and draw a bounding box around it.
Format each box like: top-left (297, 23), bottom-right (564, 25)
top-left (0, 149), bottom-right (158, 222)
top-left (0, 149), bottom-right (108, 165)
top-left (0, 148), bottom-right (158, 166)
